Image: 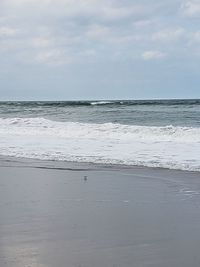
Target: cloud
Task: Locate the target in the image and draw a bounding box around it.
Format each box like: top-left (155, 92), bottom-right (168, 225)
top-left (98, 5), bottom-right (148, 21)
top-left (0, 26), bottom-right (18, 37)
top-left (1, 0), bottom-right (148, 21)
top-left (31, 37), bottom-right (54, 48)
top-left (0, 0), bottom-right (198, 68)
top-left (86, 24), bottom-right (142, 45)
top-left (133, 19), bottom-right (154, 28)
top-left (34, 49), bottom-right (69, 65)
top-left (192, 31), bottom-right (200, 42)
top-left (181, 1), bottom-right (200, 18)
top-left (1, 0), bottom-right (200, 100)
top-left (86, 24), bottom-right (110, 39)
top-left (142, 50), bottom-right (167, 60)
top-left (152, 28), bottom-right (185, 42)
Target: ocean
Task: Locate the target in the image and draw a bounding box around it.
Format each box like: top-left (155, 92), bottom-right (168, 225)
top-left (0, 99), bottom-right (200, 171)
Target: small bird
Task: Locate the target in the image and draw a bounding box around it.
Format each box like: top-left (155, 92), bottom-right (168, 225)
top-left (84, 175), bottom-right (87, 181)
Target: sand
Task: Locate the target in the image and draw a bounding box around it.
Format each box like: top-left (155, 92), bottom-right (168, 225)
top-left (0, 156), bottom-right (200, 267)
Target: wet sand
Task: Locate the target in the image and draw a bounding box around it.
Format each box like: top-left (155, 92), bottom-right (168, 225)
top-left (0, 156), bottom-right (200, 267)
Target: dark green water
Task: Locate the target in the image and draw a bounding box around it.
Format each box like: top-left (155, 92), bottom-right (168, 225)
top-left (0, 99), bottom-right (199, 127)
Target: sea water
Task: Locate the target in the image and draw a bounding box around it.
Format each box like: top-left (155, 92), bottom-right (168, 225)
top-left (0, 99), bottom-right (200, 171)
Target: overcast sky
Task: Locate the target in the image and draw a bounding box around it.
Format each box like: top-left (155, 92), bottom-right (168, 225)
top-left (0, 0), bottom-right (200, 100)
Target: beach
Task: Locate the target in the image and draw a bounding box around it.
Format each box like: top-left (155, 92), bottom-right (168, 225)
top-left (0, 156), bottom-right (200, 267)
top-left (1, 0), bottom-right (200, 263)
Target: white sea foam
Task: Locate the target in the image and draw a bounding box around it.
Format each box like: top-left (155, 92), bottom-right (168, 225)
top-left (0, 117), bottom-right (200, 171)
top-left (90, 101), bottom-right (113, 105)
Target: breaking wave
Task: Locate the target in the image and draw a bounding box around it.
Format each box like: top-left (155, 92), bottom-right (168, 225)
top-left (0, 117), bottom-right (200, 171)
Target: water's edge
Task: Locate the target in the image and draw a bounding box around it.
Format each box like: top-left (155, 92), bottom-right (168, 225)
top-left (1, 155), bottom-right (199, 175)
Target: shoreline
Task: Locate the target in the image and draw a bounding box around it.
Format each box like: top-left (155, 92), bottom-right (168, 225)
top-left (0, 154), bottom-right (199, 175)
top-left (1, 155), bottom-right (200, 267)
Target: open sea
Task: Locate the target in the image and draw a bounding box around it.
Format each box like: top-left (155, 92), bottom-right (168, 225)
top-left (0, 99), bottom-right (200, 171)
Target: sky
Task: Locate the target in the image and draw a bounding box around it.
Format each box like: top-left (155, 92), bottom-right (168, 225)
top-left (0, 0), bottom-right (200, 100)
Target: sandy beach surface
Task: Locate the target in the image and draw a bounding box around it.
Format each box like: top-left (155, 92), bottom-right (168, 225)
top-left (0, 156), bottom-right (200, 267)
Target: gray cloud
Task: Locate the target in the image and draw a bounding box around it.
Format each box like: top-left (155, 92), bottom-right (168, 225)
top-left (0, 0), bottom-right (196, 66)
top-left (0, 0), bottom-right (200, 99)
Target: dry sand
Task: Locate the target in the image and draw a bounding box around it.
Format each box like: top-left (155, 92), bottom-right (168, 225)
top-left (0, 156), bottom-right (200, 267)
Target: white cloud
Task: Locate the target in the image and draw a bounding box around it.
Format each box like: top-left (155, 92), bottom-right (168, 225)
top-left (142, 50), bottom-right (166, 60)
top-left (152, 28), bottom-right (185, 42)
top-left (31, 37), bottom-right (54, 48)
top-left (0, 26), bottom-right (18, 37)
top-left (133, 19), bottom-right (153, 28)
top-left (35, 49), bottom-right (68, 65)
top-left (188, 30), bottom-right (200, 46)
top-left (86, 24), bottom-right (143, 45)
top-left (108, 35), bottom-right (142, 45)
top-left (86, 24), bottom-right (110, 39)
top-left (1, 0), bottom-right (148, 21)
top-left (192, 31), bottom-right (200, 42)
top-left (79, 49), bottom-right (96, 58)
top-left (181, 1), bottom-right (200, 18)
top-left (99, 5), bottom-right (147, 21)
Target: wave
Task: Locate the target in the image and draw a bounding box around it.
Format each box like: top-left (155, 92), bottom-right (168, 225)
top-left (1, 117), bottom-right (200, 142)
top-left (0, 118), bottom-right (200, 171)
top-left (0, 99), bottom-right (199, 107)
top-left (90, 101), bottom-right (114, 105)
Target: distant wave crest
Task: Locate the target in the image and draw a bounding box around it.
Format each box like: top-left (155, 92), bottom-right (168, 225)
top-left (90, 101), bottom-right (114, 105)
top-left (0, 99), bottom-right (199, 107)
